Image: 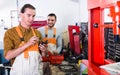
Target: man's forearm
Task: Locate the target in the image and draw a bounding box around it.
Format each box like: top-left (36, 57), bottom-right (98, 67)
top-left (5, 43), bottom-right (29, 60)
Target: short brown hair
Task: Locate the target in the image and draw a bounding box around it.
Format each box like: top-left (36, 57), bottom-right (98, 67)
top-left (20, 4), bottom-right (35, 13)
top-left (48, 13), bottom-right (57, 20)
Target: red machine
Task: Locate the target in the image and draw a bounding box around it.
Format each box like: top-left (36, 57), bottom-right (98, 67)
top-left (42, 53), bottom-right (64, 65)
top-left (85, 0), bottom-right (120, 75)
top-left (68, 25), bottom-right (81, 55)
top-left (31, 20), bottom-right (47, 29)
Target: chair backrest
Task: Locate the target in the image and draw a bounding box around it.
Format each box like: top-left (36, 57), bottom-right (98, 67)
top-left (0, 49), bottom-right (9, 64)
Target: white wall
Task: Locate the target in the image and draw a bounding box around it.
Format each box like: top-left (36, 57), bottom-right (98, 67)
top-left (79, 0), bottom-right (88, 23)
top-left (0, 0), bottom-right (17, 28)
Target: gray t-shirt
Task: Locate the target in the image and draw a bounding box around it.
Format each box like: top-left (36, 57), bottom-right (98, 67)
top-left (37, 26), bottom-right (62, 53)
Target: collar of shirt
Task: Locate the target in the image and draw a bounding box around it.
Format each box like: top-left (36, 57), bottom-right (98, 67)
top-left (47, 26), bottom-right (54, 30)
top-left (19, 25), bottom-right (31, 33)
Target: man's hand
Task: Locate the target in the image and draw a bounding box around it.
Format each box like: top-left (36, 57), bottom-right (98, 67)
top-left (26, 36), bottom-right (39, 47)
top-left (39, 44), bottom-right (47, 57)
top-left (39, 44), bottom-right (47, 52)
